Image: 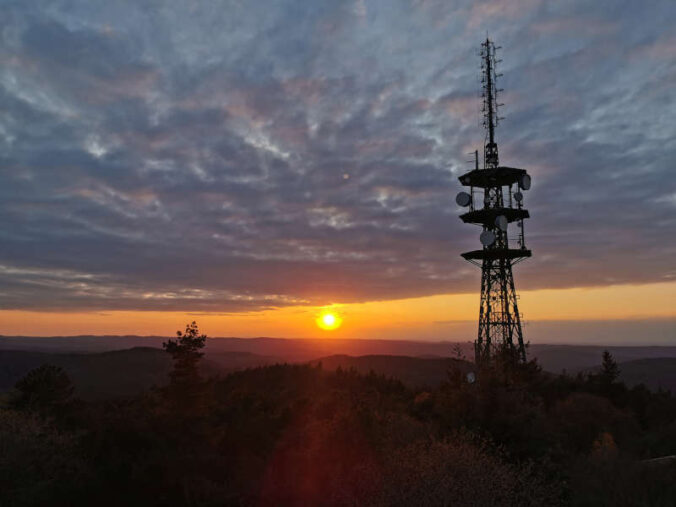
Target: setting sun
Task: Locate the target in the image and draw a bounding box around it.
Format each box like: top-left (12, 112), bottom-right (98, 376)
top-left (316, 310), bottom-right (343, 331)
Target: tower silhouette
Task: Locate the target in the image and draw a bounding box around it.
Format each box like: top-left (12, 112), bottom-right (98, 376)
top-left (456, 39), bottom-right (532, 365)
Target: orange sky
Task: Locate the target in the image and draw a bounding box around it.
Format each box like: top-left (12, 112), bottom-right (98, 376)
top-left (2, 281), bottom-right (674, 340)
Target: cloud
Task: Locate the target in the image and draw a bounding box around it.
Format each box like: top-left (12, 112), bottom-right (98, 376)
top-left (0, 0), bottom-right (674, 311)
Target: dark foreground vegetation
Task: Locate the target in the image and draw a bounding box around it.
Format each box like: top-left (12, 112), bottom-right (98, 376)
top-left (1, 324), bottom-right (675, 506)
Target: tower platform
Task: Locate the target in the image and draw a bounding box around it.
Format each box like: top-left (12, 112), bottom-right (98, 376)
top-left (461, 248), bottom-right (532, 261)
top-left (458, 166), bottom-right (527, 188)
top-left (460, 208), bottom-right (529, 226)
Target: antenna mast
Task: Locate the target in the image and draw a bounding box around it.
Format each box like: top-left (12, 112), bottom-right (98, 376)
top-left (455, 39), bottom-right (533, 366)
top-left (481, 38), bottom-right (501, 168)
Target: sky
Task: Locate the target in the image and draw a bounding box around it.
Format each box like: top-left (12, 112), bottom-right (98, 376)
top-left (0, 0), bottom-right (674, 343)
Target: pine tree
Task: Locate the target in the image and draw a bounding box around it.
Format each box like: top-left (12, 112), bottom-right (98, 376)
top-left (600, 350), bottom-right (620, 384)
top-left (163, 321), bottom-right (207, 411)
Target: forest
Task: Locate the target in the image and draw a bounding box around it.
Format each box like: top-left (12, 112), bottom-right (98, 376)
top-left (1, 323), bottom-right (675, 506)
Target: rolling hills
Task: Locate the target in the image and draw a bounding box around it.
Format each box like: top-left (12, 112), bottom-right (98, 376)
top-left (607, 357), bottom-right (676, 392)
top-left (1, 343), bottom-right (674, 399)
top-left (3, 335), bottom-right (676, 371)
top-left (0, 348), bottom-right (279, 399)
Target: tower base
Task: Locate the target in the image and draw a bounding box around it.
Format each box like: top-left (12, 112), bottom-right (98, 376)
top-left (474, 257), bottom-right (526, 365)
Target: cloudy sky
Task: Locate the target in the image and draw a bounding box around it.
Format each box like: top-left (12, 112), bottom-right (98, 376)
top-left (1, 0), bottom-right (674, 340)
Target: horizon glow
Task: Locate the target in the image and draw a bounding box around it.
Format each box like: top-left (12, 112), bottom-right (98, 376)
top-left (1, 281), bottom-right (674, 344)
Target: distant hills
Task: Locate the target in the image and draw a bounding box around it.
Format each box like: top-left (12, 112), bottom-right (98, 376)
top-left (1, 335), bottom-right (675, 398)
top-left (0, 348), bottom-right (279, 400)
top-left (0, 348), bottom-right (171, 399)
top-left (529, 344), bottom-right (676, 374)
top-left (596, 358), bottom-right (676, 393)
top-left (3, 335), bottom-right (676, 370)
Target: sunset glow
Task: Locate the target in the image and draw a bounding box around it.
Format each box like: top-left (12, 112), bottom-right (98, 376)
top-left (0, 1), bottom-right (674, 349)
top-left (1, 281), bottom-right (674, 344)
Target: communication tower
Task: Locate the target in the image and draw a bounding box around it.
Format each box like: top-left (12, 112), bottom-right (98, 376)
top-left (456, 39), bottom-right (532, 365)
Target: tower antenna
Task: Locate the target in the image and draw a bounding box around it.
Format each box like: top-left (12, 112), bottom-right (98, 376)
top-left (481, 38), bottom-right (502, 168)
top-left (455, 39), bottom-right (532, 366)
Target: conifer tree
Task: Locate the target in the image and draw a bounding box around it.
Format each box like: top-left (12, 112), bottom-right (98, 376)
top-left (163, 321), bottom-right (207, 411)
top-left (12, 364), bottom-right (74, 412)
top-left (600, 350), bottom-right (620, 384)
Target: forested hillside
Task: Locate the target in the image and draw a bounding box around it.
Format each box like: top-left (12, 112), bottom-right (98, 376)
top-left (1, 337), bottom-right (675, 506)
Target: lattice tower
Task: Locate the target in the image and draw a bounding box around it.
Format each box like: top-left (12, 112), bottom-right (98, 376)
top-left (456, 39), bottom-right (533, 365)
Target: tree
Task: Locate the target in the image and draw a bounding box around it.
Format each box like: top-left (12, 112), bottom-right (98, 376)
top-left (601, 350), bottom-right (620, 384)
top-left (162, 321), bottom-right (207, 412)
top-left (163, 321), bottom-right (207, 386)
top-left (12, 364), bottom-right (74, 413)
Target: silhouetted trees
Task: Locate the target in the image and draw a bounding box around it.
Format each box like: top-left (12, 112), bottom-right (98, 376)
top-left (1, 346), bottom-right (675, 506)
top-left (0, 410), bottom-right (88, 506)
top-left (11, 364), bottom-right (74, 413)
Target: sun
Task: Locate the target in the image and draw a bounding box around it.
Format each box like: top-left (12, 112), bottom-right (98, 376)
top-left (316, 310), bottom-right (343, 331)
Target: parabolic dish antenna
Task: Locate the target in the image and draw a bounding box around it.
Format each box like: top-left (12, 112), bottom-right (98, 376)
top-left (456, 191), bottom-right (472, 207)
top-left (514, 191), bottom-right (523, 202)
top-left (480, 230), bottom-right (496, 246)
top-left (466, 371), bottom-right (476, 384)
top-left (519, 174), bottom-right (531, 190)
top-left (495, 215), bottom-right (508, 231)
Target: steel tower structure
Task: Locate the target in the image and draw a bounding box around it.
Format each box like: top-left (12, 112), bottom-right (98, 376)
top-left (456, 39), bottom-right (532, 365)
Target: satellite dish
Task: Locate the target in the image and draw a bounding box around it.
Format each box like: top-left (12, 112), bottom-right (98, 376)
top-left (480, 230), bottom-right (496, 246)
top-left (456, 191), bottom-right (472, 207)
top-left (495, 215), bottom-right (508, 231)
top-left (514, 191), bottom-right (523, 202)
top-left (519, 174), bottom-right (531, 190)
top-left (466, 371), bottom-right (476, 384)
